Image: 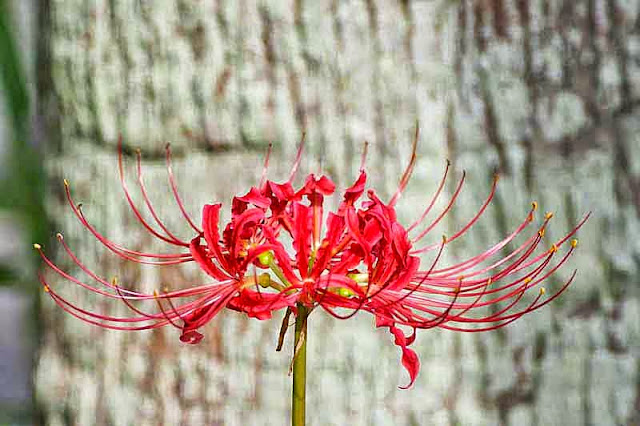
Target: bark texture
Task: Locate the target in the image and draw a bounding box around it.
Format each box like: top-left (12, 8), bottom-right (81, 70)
top-left (36, 1), bottom-right (639, 425)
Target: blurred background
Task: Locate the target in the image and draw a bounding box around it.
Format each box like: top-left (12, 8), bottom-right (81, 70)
top-left (1, 0), bottom-right (639, 425)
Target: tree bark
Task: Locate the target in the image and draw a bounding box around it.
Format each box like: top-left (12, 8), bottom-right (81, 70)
top-left (36, 1), bottom-right (639, 425)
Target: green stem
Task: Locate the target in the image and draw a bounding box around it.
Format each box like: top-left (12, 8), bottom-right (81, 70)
top-left (292, 304), bottom-right (308, 426)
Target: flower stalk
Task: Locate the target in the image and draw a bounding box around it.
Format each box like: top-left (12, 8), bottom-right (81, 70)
top-left (292, 304), bottom-right (308, 426)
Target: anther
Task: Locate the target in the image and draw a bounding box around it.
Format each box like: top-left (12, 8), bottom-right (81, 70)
top-left (442, 234), bottom-right (447, 244)
top-left (571, 239), bottom-right (578, 248)
top-left (63, 179), bottom-right (69, 187)
top-left (549, 244), bottom-right (558, 253)
top-left (338, 288), bottom-right (354, 298)
top-left (56, 233), bottom-right (63, 240)
top-left (258, 273), bottom-right (271, 288)
top-left (538, 229), bottom-right (545, 238)
top-left (531, 201), bottom-right (538, 211)
top-left (258, 250), bottom-right (274, 267)
top-left (524, 277), bottom-right (532, 284)
top-left (43, 285), bottom-right (50, 293)
top-left (545, 212), bottom-right (553, 220)
top-left (539, 287), bottom-right (546, 295)
top-left (33, 243), bottom-right (41, 250)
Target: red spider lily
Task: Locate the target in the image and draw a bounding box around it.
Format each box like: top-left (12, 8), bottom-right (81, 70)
top-left (36, 129), bottom-right (588, 388)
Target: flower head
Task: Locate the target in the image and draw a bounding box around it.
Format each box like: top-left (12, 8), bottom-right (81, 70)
top-left (37, 129), bottom-right (588, 388)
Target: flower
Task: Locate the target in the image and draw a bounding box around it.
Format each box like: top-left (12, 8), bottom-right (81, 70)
top-left (36, 129), bottom-right (588, 388)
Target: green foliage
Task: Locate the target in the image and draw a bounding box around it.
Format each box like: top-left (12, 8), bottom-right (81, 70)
top-left (0, 1), bottom-right (47, 287)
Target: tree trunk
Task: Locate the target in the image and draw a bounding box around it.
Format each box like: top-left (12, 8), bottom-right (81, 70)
top-left (36, 1), bottom-right (639, 425)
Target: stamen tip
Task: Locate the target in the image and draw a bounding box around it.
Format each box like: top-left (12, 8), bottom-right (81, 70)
top-left (56, 233), bottom-right (63, 240)
top-left (540, 287), bottom-right (546, 295)
top-left (442, 234), bottom-right (447, 244)
top-left (43, 285), bottom-right (50, 293)
top-left (257, 250), bottom-right (274, 267)
top-left (571, 239), bottom-right (578, 248)
top-left (549, 244), bottom-right (558, 253)
top-left (532, 201), bottom-right (538, 211)
top-left (63, 179), bottom-right (69, 187)
top-left (545, 211), bottom-right (554, 220)
top-left (33, 243), bottom-right (41, 250)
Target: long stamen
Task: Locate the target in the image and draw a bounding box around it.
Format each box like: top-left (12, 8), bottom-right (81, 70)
top-left (407, 159), bottom-right (450, 233)
top-left (410, 170), bottom-right (466, 245)
top-left (389, 123), bottom-right (419, 207)
top-left (259, 142), bottom-right (273, 189)
top-left (64, 184), bottom-right (191, 260)
top-left (407, 242), bottom-right (575, 321)
top-left (63, 183), bottom-right (192, 264)
top-left (421, 206), bottom-right (549, 278)
top-left (374, 235), bottom-right (447, 309)
top-left (113, 282), bottom-right (165, 320)
top-left (359, 141), bottom-right (369, 172)
top-left (288, 132), bottom-right (306, 183)
top-left (165, 143), bottom-right (203, 234)
top-left (153, 290), bottom-right (184, 330)
top-left (135, 149), bottom-right (188, 245)
top-left (40, 274), bottom-right (168, 328)
top-left (116, 137), bottom-right (189, 247)
top-left (412, 173), bottom-right (498, 247)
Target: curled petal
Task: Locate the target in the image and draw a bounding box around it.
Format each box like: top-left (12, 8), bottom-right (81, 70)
top-left (180, 330), bottom-right (204, 344)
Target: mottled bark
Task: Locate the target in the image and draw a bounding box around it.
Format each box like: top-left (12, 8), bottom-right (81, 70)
top-left (36, 1), bottom-right (639, 425)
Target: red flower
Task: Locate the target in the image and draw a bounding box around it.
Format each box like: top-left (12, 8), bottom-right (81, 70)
top-left (37, 130), bottom-right (588, 389)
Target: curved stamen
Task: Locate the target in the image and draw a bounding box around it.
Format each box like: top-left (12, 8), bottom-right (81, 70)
top-left (63, 184), bottom-right (192, 264)
top-left (165, 143), bottom-right (203, 234)
top-left (407, 159), bottom-right (450, 233)
top-left (153, 290), bottom-right (184, 330)
top-left (359, 141), bottom-right (369, 172)
top-left (288, 132), bottom-right (306, 183)
top-left (135, 149), bottom-right (189, 245)
top-left (375, 237), bottom-right (447, 311)
top-left (114, 283), bottom-right (167, 320)
top-left (41, 275), bottom-right (169, 328)
top-left (412, 173), bottom-right (498, 247)
top-left (389, 123), bottom-right (419, 207)
top-left (116, 137), bottom-right (189, 247)
top-left (420, 203), bottom-right (543, 276)
top-left (410, 170), bottom-right (466, 245)
top-left (259, 143), bottom-right (273, 190)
